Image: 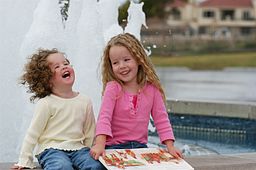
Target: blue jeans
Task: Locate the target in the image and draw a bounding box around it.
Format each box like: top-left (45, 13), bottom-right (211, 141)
top-left (37, 147), bottom-right (106, 170)
top-left (105, 141), bottom-right (148, 149)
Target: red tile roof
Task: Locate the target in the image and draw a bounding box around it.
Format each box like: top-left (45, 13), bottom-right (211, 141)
top-left (200, 0), bottom-right (253, 8)
top-left (167, 0), bottom-right (187, 8)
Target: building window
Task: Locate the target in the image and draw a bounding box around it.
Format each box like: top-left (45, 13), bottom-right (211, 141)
top-left (171, 8), bottom-right (181, 20)
top-left (241, 27), bottom-right (251, 35)
top-left (243, 11), bottom-right (252, 20)
top-left (221, 10), bottom-right (235, 20)
top-left (199, 27), bottom-right (206, 34)
top-left (203, 10), bottom-right (215, 18)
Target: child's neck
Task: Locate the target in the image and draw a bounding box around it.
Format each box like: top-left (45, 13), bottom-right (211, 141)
top-left (52, 88), bottom-right (77, 99)
top-left (123, 82), bottom-right (140, 94)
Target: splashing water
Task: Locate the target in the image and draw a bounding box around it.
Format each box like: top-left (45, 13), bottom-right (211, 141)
top-left (124, 1), bottom-right (148, 41)
top-left (98, 0), bottom-right (123, 44)
top-left (0, 0), bottom-right (148, 162)
top-left (20, 0), bottom-right (66, 57)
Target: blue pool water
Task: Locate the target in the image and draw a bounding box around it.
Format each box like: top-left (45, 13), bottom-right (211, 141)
top-left (149, 113), bottom-right (256, 155)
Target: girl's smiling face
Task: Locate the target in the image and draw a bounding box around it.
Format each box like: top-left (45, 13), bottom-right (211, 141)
top-left (47, 53), bottom-right (75, 90)
top-left (109, 45), bottom-right (139, 85)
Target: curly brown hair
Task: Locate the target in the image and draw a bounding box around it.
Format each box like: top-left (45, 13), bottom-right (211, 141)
top-left (20, 48), bottom-right (59, 102)
top-left (101, 33), bottom-right (166, 101)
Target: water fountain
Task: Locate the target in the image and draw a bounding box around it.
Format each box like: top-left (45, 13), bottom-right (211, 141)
top-left (124, 1), bottom-right (148, 41)
top-left (3, 0), bottom-right (242, 163)
top-left (0, 0), bottom-right (39, 162)
top-left (0, 0), bottom-right (148, 162)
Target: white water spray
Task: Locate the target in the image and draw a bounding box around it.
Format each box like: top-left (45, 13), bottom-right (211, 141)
top-left (0, 0), bottom-right (148, 162)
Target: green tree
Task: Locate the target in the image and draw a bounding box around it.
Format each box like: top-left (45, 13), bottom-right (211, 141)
top-left (59, 0), bottom-right (69, 23)
top-left (140, 0), bottom-right (171, 18)
top-left (118, 0), bottom-right (174, 24)
top-left (60, 0), bottom-right (179, 25)
top-left (118, 1), bottom-right (130, 26)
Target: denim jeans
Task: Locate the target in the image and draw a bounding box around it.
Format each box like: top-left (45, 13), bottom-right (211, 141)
top-left (105, 141), bottom-right (148, 149)
top-left (37, 147), bottom-right (106, 170)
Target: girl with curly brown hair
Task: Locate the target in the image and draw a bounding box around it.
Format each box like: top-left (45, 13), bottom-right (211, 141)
top-left (12, 48), bottom-right (105, 170)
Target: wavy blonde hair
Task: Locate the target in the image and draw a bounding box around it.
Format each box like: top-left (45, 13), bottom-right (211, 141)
top-left (101, 33), bottom-right (166, 101)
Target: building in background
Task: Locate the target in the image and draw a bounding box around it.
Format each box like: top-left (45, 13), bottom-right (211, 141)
top-left (165, 0), bottom-right (256, 38)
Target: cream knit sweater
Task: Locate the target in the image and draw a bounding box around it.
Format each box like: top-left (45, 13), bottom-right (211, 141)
top-left (17, 94), bottom-right (95, 168)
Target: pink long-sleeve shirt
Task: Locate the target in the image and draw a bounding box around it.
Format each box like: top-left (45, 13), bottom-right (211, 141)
top-left (96, 81), bottom-right (175, 146)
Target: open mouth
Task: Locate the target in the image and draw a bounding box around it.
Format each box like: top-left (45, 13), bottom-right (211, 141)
top-left (120, 70), bottom-right (129, 75)
top-left (62, 71), bottom-right (70, 78)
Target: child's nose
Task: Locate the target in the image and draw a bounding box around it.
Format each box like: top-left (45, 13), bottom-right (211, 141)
top-left (119, 62), bottom-right (125, 68)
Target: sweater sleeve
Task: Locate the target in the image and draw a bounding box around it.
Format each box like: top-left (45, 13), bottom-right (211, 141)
top-left (17, 99), bottom-right (50, 169)
top-left (83, 99), bottom-right (96, 147)
top-left (96, 81), bottom-right (120, 137)
top-left (151, 87), bottom-right (175, 143)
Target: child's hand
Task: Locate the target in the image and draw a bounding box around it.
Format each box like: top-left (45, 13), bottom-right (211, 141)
top-left (11, 164), bottom-right (25, 170)
top-left (90, 144), bottom-right (105, 160)
top-left (167, 145), bottom-right (183, 159)
top-left (164, 139), bottom-right (183, 159)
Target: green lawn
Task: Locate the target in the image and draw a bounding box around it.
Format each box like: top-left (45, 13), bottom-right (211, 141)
top-left (151, 52), bottom-right (256, 70)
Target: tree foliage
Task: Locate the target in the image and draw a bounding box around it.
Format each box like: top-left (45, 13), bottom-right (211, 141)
top-left (118, 1), bottom-right (130, 26)
top-left (59, 0), bottom-right (175, 24)
top-left (59, 0), bottom-right (69, 23)
top-left (140, 0), bottom-right (171, 18)
top-left (118, 0), bottom-right (174, 24)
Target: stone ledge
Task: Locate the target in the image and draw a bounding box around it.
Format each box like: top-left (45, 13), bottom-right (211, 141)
top-left (185, 152), bottom-right (256, 170)
top-left (3, 152), bottom-right (256, 170)
top-left (167, 99), bottom-right (256, 119)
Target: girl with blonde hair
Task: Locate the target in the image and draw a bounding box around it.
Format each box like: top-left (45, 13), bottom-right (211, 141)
top-left (90, 33), bottom-right (182, 161)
